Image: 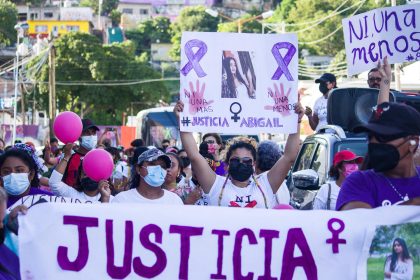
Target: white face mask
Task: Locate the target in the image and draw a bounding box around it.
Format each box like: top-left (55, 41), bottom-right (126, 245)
top-left (81, 135), bottom-right (98, 150)
top-left (2, 173), bottom-right (30, 196)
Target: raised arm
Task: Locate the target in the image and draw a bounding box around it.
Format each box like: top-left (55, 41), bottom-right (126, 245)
top-left (43, 140), bottom-right (59, 165)
top-left (267, 102), bottom-right (304, 193)
top-left (377, 56), bottom-right (392, 105)
top-left (174, 101), bottom-right (216, 194)
top-left (305, 106), bottom-right (318, 131)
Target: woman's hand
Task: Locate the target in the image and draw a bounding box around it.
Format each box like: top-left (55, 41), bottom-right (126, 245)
top-left (295, 102), bottom-right (305, 123)
top-left (378, 56), bottom-right (392, 82)
top-left (184, 187), bottom-right (202, 205)
top-left (63, 143), bottom-right (74, 159)
top-left (174, 100), bottom-right (185, 121)
top-left (7, 205), bottom-right (28, 235)
top-left (99, 180), bottom-right (111, 203)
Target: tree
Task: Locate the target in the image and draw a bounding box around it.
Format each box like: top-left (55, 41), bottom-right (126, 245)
top-left (29, 32), bottom-right (169, 125)
top-left (109, 9), bottom-right (121, 27)
top-left (169, 5), bottom-right (219, 60)
top-left (80, 0), bottom-right (119, 15)
top-left (0, 0), bottom-right (17, 46)
top-left (217, 11), bottom-right (263, 34)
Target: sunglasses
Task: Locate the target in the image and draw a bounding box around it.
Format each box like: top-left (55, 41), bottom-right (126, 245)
top-left (368, 77), bottom-right (381, 82)
top-left (205, 140), bottom-right (215, 144)
top-left (229, 157), bottom-right (253, 166)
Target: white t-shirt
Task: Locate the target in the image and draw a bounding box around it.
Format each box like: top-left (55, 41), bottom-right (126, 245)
top-left (113, 161), bottom-right (129, 179)
top-left (275, 181), bottom-right (291, 205)
top-left (313, 180), bottom-right (340, 210)
top-left (207, 173), bottom-right (276, 208)
top-left (313, 96), bottom-right (328, 131)
top-left (49, 170), bottom-right (113, 203)
top-left (236, 82), bottom-right (248, 98)
top-left (112, 188), bottom-right (183, 205)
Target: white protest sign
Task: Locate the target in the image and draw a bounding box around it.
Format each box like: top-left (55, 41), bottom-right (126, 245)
top-left (19, 203), bottom-right (420, 279)
top-left (179, 32), bottom-right (299, 134)
top-left (343, 3), bottom-right (420, 76)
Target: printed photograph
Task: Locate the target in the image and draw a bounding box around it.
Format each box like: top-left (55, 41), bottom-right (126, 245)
top-left (367, 222), bottom-right (420, 280)
top-left (221, 51), bottom-right (256, 99)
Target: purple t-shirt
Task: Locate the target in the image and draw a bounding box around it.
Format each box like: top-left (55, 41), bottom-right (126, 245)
top-left (7, 187), bottom-right (52, 208)
top-left (0, 244), bottom-right (20, 280)
top-left (215, 161), bottom-right (227, 176)
top-left (336, 167), bottom-right (420, 210)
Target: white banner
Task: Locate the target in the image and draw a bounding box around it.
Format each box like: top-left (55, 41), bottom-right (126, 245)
top-left (179, 32), bottom-right (299, 134)
top-left (343, 3), bottom-right (420, 76)
top-left (19, 203), bottom-right (420, 279)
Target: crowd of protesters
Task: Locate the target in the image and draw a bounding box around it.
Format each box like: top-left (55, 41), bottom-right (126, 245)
top-left (0, 57), bottom-right (419, 279)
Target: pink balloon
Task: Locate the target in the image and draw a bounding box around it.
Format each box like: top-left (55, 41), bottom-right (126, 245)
top-left (273, 204), bottom-right (294, 210)
top-left (82, 149), bottom-right (114, 182)
top-left (53, 111), bottom-right (82, 143)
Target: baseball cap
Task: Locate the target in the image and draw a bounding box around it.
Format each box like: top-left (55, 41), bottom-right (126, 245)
top-left (137, 148), bottom-right (171, 169)
top-left (82, 119), bottom-right (99, 132)
top-left (353, 102), bottom-right (420, 136)
top-left (333, 150), bottom-right (363, 167)
top-left (315, 73), bottom-right (336, 84)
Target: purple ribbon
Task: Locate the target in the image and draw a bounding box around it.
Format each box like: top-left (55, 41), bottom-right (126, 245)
top-left (181, 39), bottom-right (208, 78)
top-left (271, 42), bottom-right (296, 81)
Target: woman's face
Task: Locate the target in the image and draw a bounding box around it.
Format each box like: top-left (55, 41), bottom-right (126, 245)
top-left (393, 241), bottom-right (403, 254)
top-left (179, 151), bottom-right (187, 158)
top-left (228, 148), bottom-right (255, 169)
top-left (0, 156), bottom-right (34, 192)
top-left (203, 136), bottom-right (220, 155)
top-left (164, 154), bottom-right (180, 185)
top-left (229, 59), bottom-right (237, 75)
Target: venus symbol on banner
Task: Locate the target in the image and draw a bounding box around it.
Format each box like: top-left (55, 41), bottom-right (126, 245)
top-left (271, 42), bottom-right (296, 81)
top-left (326, 218), bottom-right (347, 254)
top-left (181, 39), bottom-right (208, 78)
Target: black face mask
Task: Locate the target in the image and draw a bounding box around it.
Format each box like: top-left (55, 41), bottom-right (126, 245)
top-left (0, 228), bottom-right (4, 244)
top-left (180, 157), bottom-right (191, 168)
top-left (80, 177), bottom-right (99, 192)
top-left (368, 142), bottom-right (407, 172)
top-left (319, 83), bottom-right (329, 95)
top-left (229, 161), bottom-right (254, 182)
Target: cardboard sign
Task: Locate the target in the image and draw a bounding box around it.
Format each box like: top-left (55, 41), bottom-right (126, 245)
top-left (343, 3), bottom-right (420, 75)
top-left (19, 203), bottom-right (420, 279)
top-left (179, 32), bottom-right (299, 134)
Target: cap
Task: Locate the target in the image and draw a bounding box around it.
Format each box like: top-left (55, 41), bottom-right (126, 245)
top-left (137, 148), bottom-right (171, 168)
top-left (333, 150), bottom-right (363, 167)
top-left (353, 102), bottom-right (420, 136)
top-left (315, 73), bottom-right (336, 84)
top-left (82, 119), bottom-right (99, 132)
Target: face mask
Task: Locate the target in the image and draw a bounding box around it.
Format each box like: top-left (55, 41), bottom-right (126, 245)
top-left (142, 165), bottom-right (167, 187)
top-left (2, 173), bottom-right (30, 196)
top-left (229, 161), bottom-right (254, 182)
top-left (319, 83), bottom-right (329, 95)
top-left (368, 142), bottom-right (407, 172)
top-left (208, 144), bottom-right (217, 154)
top-left (80, 177), bottom-right (99, 192)
top-left (343, 163), bottom-right (359, 177)
top-left (81, 135), bottom-right (98, 150)
top-left (180, 157), bottom-right (191, 169)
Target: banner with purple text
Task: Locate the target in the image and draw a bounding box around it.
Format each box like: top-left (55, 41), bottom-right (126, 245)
top-left (343, 3), bottom-right (420, 76)
top-left (179, 32), bottom-right (299, 134)
top-left (19, 204), bottom-right (420, 279)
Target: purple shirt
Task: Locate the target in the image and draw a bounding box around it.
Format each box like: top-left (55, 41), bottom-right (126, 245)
top-left (336, 167), bottom-right (420, 210)
top-left (215, 161), bottom-right (227, 176)
top-left (0, 244), bottom-right (20, 280)
top-left (7, 188), bottom-right (52, 208)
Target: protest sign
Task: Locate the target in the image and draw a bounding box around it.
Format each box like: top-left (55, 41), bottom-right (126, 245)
top-left (179, 32), bottom-right (299, 134)
top-left (19, 203), bottom-right (420, 279)
top-left (343, 3), bottom-right (420, 76)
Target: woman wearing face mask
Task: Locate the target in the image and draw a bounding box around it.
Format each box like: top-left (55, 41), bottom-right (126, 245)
top-left (175, 100), bottom-right (304, 208)
top-left (304, 73), bottom-right (337, 132)
top-left (48, 143), bottom-right (112, 202)
top-left (313, 151), bottom-right (362, 210)
top-left (202, 133), bottom-right (227, 176)
top-left (112, 148), bottom-right (183, 205)
top-left (0, 144), bottom-right (52, 208)
top-left (106, 147), bottom-right (129, 194)
top-left (178, 149), bottom-right (192, 179)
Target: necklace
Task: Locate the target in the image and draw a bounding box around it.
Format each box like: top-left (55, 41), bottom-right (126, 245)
top-left (218, 175), bottom-right (268, 209)
top-left (381, 168), bottom-right (420, 202)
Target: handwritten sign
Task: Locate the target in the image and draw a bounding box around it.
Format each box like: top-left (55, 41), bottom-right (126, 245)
top-left (343, 3), bottom-right (420, 75)
top-left (19, 204), bottom-right (420, 279)
top-left (179, 32), bottom-right (299, 134)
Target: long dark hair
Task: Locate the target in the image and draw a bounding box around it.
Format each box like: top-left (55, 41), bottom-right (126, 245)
top-left (389, 238), bottom-right (411, 272)
top-left (224, 57), bottom-right (247, 98)
top-left (0, 149), bottom-right (40, 188)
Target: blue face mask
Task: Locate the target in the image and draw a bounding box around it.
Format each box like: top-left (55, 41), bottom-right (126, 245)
top-left (2, 173), bottom-right (30, 196)
top-left (81, 135), bottom-right (98, 150)
top-left (142, 165), bottom-right (167, 187)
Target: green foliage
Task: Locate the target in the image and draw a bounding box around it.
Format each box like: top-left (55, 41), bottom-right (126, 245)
top-left (80, 0), bottom-right (119, 15)
top-left (31, 32), bottom-right (168, 125)
top-left (109, 9), bottom-right (121, 26)
top-left (217, 13), bottom-right (263, 34)
top-left (368, 257), bottom-right (420, 279)
top-left (169, 6), bottom-right (219, 60)
top-left (0, 0), bottom-right (17, 46)
top-left (125, 16), bottom-right (172, 56)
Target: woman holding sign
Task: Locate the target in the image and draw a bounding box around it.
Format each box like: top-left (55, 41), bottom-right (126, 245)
top-left (174, 100), bottom-right (303, 208)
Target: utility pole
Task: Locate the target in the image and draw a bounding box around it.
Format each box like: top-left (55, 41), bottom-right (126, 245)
top-left (48, 41), bottom-right (56, 137)
top-left (20, 80), bottom-right (25, 125)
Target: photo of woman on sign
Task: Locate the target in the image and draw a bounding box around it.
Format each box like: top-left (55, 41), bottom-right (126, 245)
top-left (221, 51), bottom-right (256, 99)
top-left (384, 238), bottom-right (413, 280)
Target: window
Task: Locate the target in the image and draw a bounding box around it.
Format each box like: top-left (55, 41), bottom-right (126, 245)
top-left (44, 12), bottom-right (54, 18)
top-left (30, 13), bottom-right (38, 20)
top-left (66, 25), bottom-right (80, 32)
top-left (312, 144), bottom-right (328, 184)
top-left (35, 25), bottom-right (48, 32)
top-left (122, 8), bottom-right (133, 14)
top-left (295, 142), bottom-right (316, 172)
top-left (139, 9), bottom-right (148, 15)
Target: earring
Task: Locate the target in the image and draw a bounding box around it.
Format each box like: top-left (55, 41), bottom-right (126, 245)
top-left (409, 140), bottom-right (416, 146)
